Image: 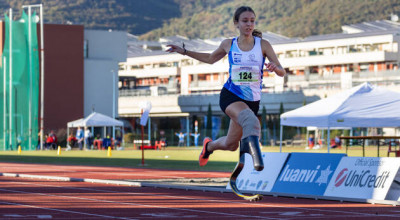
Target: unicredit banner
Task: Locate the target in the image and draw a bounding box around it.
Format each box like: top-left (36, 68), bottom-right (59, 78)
top-left (271, 153), bottom-right (346, 196)
top-left (226, 152), bottom-right (289, 192)
top-left (324, 157), bottom-right (400, 200)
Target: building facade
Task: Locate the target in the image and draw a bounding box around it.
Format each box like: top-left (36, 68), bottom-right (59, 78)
top-left (118, 20), bottom-right (400, 145)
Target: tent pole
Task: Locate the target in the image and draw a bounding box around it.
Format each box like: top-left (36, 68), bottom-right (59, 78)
top-left (148, 117), bottom-right (151, 144)
top-left (9, 8), bottom-right (13, 150)
top-left (3, 56), bottom-right (6, 151)
top-left (279, 125), bottom-right (283, 153)
top-left (122, 126), bottom-right (124, 147)
top-left (28, 6), bottom-right (32, 150)
top-left (66, 127), bottom-right (69, 148)
top-left (84, 126), bottom-right (86, 150)
top-left (306, 128), bottom-right (309, 149)
top-left (186, 116), bottom-right (189, 147)
top-left (327, 127), bottom-right (331, 153)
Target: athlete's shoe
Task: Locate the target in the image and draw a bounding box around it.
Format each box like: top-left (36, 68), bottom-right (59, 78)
top-left (199, 137), bottom-right (212, 166)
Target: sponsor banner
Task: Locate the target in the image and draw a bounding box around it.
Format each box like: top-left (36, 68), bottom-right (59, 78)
top-left (271, 153), bottom-right (346, 196)
top-left (324, 157), bottom-right (400, 200)
top-left (226, 152), bottom-right (289, 192)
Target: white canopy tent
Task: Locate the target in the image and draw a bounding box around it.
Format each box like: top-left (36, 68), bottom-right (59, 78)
top-left (67, 112), bottom-right (124, 149)
top-left (280, 82), bottom-right (400, 152)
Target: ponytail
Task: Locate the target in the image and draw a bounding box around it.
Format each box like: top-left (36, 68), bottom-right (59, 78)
top-left (252, 29), bottom-right (262, 38)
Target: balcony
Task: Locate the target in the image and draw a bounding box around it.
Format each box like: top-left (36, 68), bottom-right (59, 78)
top-left (119, 66), bottom-right (179, 78)
top-left (281, 51), bottom-right (398, 68)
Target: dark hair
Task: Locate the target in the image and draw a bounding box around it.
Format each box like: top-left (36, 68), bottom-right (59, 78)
top-left (233, 6), bottom-right (262, 38)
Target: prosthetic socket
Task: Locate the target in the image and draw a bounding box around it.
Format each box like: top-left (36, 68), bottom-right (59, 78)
top-left (237, 109), bottom-right (264, 171)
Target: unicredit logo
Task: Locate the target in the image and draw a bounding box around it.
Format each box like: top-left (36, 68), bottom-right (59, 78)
top-left (335, 168), bottom-right (348, 187)
top-left (333, 168), bottom-right (390, 189)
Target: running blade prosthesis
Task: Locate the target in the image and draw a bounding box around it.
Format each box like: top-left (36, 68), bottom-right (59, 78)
top-left (229, 136), bottom-right (264, 202)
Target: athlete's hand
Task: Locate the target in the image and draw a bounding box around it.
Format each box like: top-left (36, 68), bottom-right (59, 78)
top-left (264, 62), bottom-right (277, 72)
top-left (166, 44), bottom-right (185, 54)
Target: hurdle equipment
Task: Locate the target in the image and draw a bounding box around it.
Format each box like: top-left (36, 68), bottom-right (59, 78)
top-left (229, 136), bottom-right (264, 201)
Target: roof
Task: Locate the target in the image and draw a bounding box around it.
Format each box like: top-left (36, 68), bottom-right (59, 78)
top-left (126, 19), bottom-right (400, 57)
top-left (67, 112), bottom-right (123, 127)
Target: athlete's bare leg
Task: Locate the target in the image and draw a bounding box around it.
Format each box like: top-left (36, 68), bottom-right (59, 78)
top-left (207, 101), bottom-right (250, 152)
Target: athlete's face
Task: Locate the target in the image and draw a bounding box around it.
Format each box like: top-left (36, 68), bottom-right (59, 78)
top-left (236, 11), bottom-right (256, 36)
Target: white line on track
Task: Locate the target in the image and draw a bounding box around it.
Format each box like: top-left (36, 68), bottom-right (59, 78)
top-left (84, 171), bottom-right (188, 179)
top-left (2, 180), bottom-right (400, 219)
top-left (0, 185), bottom-right (279, 219)
top-left (0, 201), bottom-right (137, 220)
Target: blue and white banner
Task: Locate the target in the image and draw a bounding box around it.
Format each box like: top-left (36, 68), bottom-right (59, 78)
top-left (271, 153), bottom-right (346, 196)
top-left (226, 152), bottom-right (289, 192)
top-left (324, 157), bottom-right (400, 200)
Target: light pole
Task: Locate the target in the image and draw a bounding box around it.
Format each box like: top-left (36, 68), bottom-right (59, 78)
top-left (111, 69), bottom-right (115, 140)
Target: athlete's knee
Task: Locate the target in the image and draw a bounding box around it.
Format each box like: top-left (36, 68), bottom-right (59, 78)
top-left (237, 109), bottom-right (260, 139)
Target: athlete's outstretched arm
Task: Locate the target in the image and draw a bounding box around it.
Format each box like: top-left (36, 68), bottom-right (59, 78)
top-left (261, 39), bottom-right (286, 77)
top-left (166, 39), bottom-right (230, 64)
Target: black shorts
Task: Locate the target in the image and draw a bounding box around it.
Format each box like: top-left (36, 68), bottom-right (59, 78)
top-left (219, 87), bottom-right (260, 115)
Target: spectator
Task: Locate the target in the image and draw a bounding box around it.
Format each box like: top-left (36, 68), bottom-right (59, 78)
top-left (49, 130), bottom-right (57, 149)
top-left (307, 134), bottom-right (315, 150)
top-left (93, 134), bottom-right (103, 150)
top-left (103, 135), bottom-right (112, 149)
top-left (175, 132), bottom-right (186, 147)
top-left (67, 133), bottom-right (77, 151)
top-left (190, 132), bottom-right (201, 147)
top-left (45, 134), bottom-right (53, 150)
top-left (76, 127), bottom-right (84, 150)
top-left (84, 127), bottom-right (92, 150)
top-left (330, 136), bottom-right (342, 149)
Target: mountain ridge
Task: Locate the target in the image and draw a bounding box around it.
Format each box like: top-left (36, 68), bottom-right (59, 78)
top-left (2, 0), bottom-right (399, 40)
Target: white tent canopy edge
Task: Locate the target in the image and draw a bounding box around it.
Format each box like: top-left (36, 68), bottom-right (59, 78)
top-left (67, 112), bottom-right (124, 149)
top-left (279, 82), bottom-right (400, 153)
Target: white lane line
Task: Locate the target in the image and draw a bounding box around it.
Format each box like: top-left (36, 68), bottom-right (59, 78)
top-left (38, 182), bottom-right (397, 218)
top-left (85, 171), bottom-right (187, 179)
top-left (0, 188), bottom-right (278, 220)
top-left (3, 178), bottom-right (400, 218)
top-left (0, 201), bottom-right (137, 220)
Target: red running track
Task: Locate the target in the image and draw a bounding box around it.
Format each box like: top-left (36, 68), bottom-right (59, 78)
top-left (1, 163), bottom-right (400, 219)
top-left (0, 162), bottom-right (229, 180)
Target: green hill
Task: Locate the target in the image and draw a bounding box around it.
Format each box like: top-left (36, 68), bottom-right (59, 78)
top-left (141, 0), bottom-right (400, 40)
top-left (2, 0), bottom-right (400, 40)
top-left (4, 0), bottom-right (181, 35)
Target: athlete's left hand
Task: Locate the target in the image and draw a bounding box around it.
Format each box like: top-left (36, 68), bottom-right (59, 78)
top-left (264, 62), bottom-right (277, 72)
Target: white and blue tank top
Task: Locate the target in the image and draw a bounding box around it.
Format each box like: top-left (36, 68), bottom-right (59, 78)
top-left (224, 36), bottom-right (265, 101)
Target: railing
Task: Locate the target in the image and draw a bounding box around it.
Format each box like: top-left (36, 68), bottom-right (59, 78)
top-left (119, 70), bottom-right (400, 97)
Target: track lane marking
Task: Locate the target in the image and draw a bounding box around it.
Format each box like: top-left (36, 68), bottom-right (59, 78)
top-left (2, 177), bottom-right (400, 218)
top-left (0, 201), bottom-right (137, 220)
top-left (0, 187), bottom-right (279, 220)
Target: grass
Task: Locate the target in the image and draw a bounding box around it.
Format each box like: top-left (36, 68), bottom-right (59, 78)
top-left (0, 144), bottom-right (397, 172)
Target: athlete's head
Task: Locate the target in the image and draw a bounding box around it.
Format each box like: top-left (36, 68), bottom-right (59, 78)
top-left (233, 6), bottom-right (262, 38)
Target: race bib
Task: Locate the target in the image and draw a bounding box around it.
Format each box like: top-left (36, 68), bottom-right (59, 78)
top-left (231, 65), bottom-right (260, 86)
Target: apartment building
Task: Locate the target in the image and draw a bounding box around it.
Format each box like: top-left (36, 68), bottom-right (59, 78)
top-left (118, 20), bottom-right (400, 144)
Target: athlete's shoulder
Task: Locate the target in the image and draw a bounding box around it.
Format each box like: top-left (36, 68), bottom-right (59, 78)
top-left (219, 38), bottom-right (234, 52)
top-left (260, 38), bottom-right (271, 46)
top-left (220, 38), bottom-right (234, 47)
